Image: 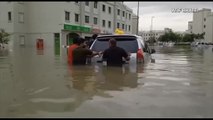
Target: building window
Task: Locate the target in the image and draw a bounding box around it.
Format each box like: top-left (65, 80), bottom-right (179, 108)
top-left (129, 14), bottom-right (131, 20)
top-left (75, 1), bottom-right (79, 4)
top-left (123, 11), bottom-right (125, 17)
top-left (85, 15), bottom-right (89, 23)
top-left (117, 9), bottom-right (120, 15)
top-left (85, 2), bottom-right (89, 6)
top-left (108, 21), bottom-right (111, 28)
top-left (18, 12), bottom-right (24, 23)
top-left (117, 23), bottom-right (120, 28)
top-left (19, 35), bottom-right (25, 46)
top-left (126, 13), bottom-right (128, 19)
top-left (204, 25), bottom-right (206, 28)
top-left (204, 18), bottom-right (206, 21)
top-left (102, 20), bottom-right (105, 27)
top-left (65, 11), bottom-right (70, 21)
top-left (129, 25), bottom-right (131, 31)
top-left (54, 33), bottom-right (60, 38)
top-left (108, 7), bottom-right (111, 14)
top-left (8, 12), bottom-right (12, 22)
top-left (94, 1), bottom-right (98, 8)
top-left (122, 24), bottom-right (125, 29)
top-left (94, 17), bottom-right (98, 25)
top-left (125, 25), bottom-right (127, 30)
top-left (102, 4), bottom-right (105, 12)
top-left (75, 14), bottom-right (79, 22)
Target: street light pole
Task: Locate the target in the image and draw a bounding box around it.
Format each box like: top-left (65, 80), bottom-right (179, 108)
top-left (150, 16), bottom-right (155, 38)
top-left (80, 2), bottom-right (83, 36)
top-left (149, 16), bottom-right (155, 45)
top-left (150, 16), bottom-right (154, 32)
top-left (136, 1), bottom-right (139, 35)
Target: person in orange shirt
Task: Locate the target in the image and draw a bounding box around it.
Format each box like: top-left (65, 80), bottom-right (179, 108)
top-left (68, 37), bottom-right (81, 65)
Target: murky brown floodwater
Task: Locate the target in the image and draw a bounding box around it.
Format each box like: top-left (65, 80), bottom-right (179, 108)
top-left (0, 45), bottom-right (213, 118)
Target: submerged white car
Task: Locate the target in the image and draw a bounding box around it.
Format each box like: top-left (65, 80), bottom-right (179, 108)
top-left (88, 34), bottom-right (156, 72)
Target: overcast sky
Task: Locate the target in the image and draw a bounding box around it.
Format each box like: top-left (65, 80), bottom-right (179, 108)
top-left (124, 2), bottom-right (213, 32)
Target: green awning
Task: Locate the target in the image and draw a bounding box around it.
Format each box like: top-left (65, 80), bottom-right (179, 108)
top-left (64, 24), bottom-right (91, 33)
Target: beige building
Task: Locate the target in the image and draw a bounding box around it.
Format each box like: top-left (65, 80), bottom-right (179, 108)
top-left (186, 21), bottom-right (193, 34)
top-left (139, 28), bottom-right (175, 42)
top-left (189, 8), bottom-right (213, 42)
top-left (205, 12), bottom-right (213, 42)
top-left (139, 30), bottom-right (164, 41)
top-left (0, 2), bottom-right (134, 55)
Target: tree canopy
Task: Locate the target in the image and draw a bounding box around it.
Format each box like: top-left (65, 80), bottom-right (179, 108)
top-left (158, 30), bottom-right (181, 42)
top-left (158, 30), bottom-right (205, 43)
top-left (0, 29), bottom-right (10, 44)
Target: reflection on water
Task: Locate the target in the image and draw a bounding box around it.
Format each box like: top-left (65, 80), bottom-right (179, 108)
top-left (36, 50), bottom-right (44, 55)
top-left (67, 65), bottom-right (140, 97)
top-left (67, 65), bottom-right (97, 93)
top-left (0, 48), bottom-right (9, 57)
top-left (99, 66), bottom-right (138, 90)
top-left (0, 45), bottom-right (213, 117)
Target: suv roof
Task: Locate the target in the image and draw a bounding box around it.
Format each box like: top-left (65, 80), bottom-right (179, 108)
top-left (90, 34), bottom-right (143, 53)
top-left (97, 34), bottom-right (140, 38)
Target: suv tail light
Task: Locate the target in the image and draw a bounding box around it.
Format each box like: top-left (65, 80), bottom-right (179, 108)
top-left (137, 49), bottom-right (144, 63)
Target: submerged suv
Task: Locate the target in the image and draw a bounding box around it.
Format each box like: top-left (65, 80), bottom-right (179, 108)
top-left (89, 34), bottom-right (155, 72)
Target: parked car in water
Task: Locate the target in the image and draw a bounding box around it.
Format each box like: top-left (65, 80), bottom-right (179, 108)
top-left (88, 34), bottom-right (156, 72)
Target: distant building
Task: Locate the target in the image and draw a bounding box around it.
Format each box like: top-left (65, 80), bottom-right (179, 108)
top-left (164, 28), bottom-right (172, 33)
top-left (140, 28), bottom-right (187, 42)
top-left (186, 21), bottom-right (193, 34)
top-left (187, 8), bottom-right (213, 42)
top-left (139, 30), bottom-right (164, 41)
top-left (205, 12), bottom-right (213, 42)
top-left (139, 28), bottom-right (176, 42)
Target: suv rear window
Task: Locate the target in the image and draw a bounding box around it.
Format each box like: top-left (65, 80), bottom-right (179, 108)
top-left (91, 36), bottom-right (139, 53)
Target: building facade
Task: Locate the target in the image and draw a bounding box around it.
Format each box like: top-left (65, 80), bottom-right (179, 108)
top-left (139, 28), bottom-right (186, 42)
top-left (186, 21), bottom-right (193, 34)
top-left (139, 30), bottom-right (164, 41)
top-left (139, 28), bottom-right (173, 42)
top-left (188, 8), bottom-right (213, 42)
top-left (205, 12), bottom-right (213, 42)
top-left (114, 2), bottom-right (133, 34)
top-left (0, 2), bottom-right (134, 55)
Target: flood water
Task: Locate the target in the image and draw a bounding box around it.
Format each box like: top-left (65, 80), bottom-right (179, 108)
top-left (0, 45), bottom-right (213, 118)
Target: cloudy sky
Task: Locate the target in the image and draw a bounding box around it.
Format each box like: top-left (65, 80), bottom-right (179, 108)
top-left (124, 2), bottom-right (213, 32)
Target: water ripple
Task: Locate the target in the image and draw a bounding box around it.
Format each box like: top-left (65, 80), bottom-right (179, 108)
top-left (30, 98), bottom-right (75, 103)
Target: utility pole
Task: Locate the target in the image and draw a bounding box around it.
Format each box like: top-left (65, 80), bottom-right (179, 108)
top-left (151, 16), bottom-right (155, 37)
top-left (136, 1), bottom-right (139, 35)
top-left (150, 16), bottom-right (154, 32)
top-left (150, 16), bottom-right (155, 45)
top-left (113, 2), bottom-right (116, 32)
top-left (80, 2), bottom-right (83, 36)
